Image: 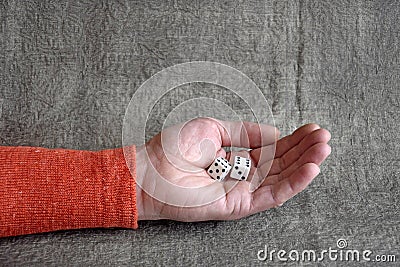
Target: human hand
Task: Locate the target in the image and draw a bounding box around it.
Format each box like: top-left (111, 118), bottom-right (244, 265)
top-left (135, 118), bottom-right (331, 222)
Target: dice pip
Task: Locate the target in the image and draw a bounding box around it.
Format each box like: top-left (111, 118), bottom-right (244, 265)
top-left (230, 156), bottom-right (251, 181)
top-left (207, 157), bottom-right (232, 181)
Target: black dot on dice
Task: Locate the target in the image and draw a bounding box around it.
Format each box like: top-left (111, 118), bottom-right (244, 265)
top-left (217, 176), bottom-right (220, 179)
top-left (238, 171), bottom-right (242, 175)
top-left (215, 163), bottom-right (218, 166)
top-left (209, 170), bottom-right (213, 173)
top-left (217, 158), bottom-right (220, 162)
top-left (216, 169), bottom-right (219, 173)
top-left (246, 164), bottom-right (249, 167)
top-left (241, 176), bottom-right (245, 180)
top-left (235, 166), bottom-right (238, 169)
top-left (222, 169), bottom-right (225, 172)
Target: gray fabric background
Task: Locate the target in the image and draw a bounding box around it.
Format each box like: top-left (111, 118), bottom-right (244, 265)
top-left (0, 0), bottom-right (399, 266)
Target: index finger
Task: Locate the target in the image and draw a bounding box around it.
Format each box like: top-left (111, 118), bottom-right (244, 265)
top-left (215, 119), bottom-right (279, 149)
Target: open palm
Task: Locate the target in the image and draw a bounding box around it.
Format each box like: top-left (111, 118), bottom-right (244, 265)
top-left (136, 118), bottom-right (331, 222)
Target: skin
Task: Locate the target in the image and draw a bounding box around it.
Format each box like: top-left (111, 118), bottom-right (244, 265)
top-left (135, 118), bottom-right (331, 222)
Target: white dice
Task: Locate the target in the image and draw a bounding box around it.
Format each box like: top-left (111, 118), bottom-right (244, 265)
top-left (230, 156), bottom-right (251, 181)
top-left (207, 157), bottom-right (232, 181)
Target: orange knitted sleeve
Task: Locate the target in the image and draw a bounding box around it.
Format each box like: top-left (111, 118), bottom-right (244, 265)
top-left (0, 145), bottom-right (138, 237)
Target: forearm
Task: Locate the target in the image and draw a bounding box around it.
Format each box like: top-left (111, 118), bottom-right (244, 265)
top-left (0, 146), bottom-right (138, 237)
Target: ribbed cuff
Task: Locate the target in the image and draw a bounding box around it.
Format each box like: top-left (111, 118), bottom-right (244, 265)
top-left (0, 145), bottom-right (138, 237)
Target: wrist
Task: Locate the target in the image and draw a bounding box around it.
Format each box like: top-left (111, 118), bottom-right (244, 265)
top-left (135, 144), bottom-right (147, 220)
top-left (135, 144), bottom-right (162, 221)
